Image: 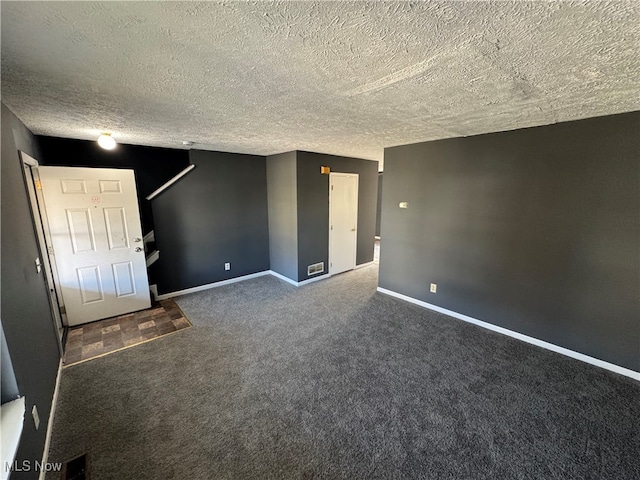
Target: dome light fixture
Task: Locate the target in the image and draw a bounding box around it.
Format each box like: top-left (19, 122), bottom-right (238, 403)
top-left (97, 133), bottom-right (117, 150)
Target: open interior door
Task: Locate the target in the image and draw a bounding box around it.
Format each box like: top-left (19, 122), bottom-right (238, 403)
top-left (38, 166), bottom-right (151, 326)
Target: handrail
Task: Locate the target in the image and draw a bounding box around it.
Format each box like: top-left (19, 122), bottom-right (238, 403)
top-left (146, 164), bottom-right (196, 200)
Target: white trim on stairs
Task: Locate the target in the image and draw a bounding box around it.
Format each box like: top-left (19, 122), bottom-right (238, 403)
top-left (145, 250), bottom-right (160, 268)
top-left (143, 230), bottom-right (155, 244)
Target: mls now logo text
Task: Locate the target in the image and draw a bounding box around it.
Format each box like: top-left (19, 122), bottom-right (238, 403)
top-left (5, 460), bottom-right (63, 473)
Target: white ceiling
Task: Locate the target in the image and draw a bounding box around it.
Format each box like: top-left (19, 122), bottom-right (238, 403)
top-left (2, 1), bottom-right (639, 168)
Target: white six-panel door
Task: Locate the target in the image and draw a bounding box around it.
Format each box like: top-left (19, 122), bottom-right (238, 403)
top-left (329, 173), bottom-right (359, 275)
top-left (38, 166), bottom-right (150, 326)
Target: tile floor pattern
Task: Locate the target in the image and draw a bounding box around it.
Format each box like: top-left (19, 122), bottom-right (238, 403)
top-left (63, 299), bottom-right (191, 366)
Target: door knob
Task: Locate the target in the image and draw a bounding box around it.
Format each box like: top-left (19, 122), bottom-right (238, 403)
top-left (135, 247), bottom-right (143, 252)
top-left (133, 237), bottom-right (142, 242)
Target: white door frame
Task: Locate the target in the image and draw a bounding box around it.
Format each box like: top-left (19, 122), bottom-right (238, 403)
top-left (328, 172), bottom-right (359, 275)
top-left (19, 152), bottom-right (65, 351)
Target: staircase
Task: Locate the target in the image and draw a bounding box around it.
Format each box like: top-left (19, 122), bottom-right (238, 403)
top-left (144, 230), bottom-right (159, 267)
top-left (144, 164), bottom-right (196, 299)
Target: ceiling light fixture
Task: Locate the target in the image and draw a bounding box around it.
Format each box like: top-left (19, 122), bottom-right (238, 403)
top-left (97, 133), bottom-right (117, 150)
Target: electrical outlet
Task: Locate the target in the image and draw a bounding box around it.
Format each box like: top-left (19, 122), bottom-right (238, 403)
top-left (224, 262), bottom-right (230, 271)
top-left (430, 283), bottom-right (437, 293)
top-left (32, 404), bottom-right (40, 430)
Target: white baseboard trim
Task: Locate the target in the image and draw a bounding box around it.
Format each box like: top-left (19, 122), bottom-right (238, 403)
top-left (155, 271), bottom-right (271, 300)
top-left (297, 273), bottom-right (331, 286)
top-left (269, 270), bottom-right (331, 287)
top-left (268, 270), bottom-right (299, 286)
top-left (39, 358), bottom-right (63, 480)
top-left (377, 287), bottom-right (640, 381)
top-left (157, 270), bottom-right (331, 298)
top-left (355, 261), bottom-right (375, 270)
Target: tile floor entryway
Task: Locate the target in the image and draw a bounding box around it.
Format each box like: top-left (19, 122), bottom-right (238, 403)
top-left (63, 298), bottom-right (191, 366)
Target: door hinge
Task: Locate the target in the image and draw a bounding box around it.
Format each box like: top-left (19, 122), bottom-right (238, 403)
top-left (59, 306), bottom-right (66, 315)
top-left (331, 225), bottom-right (333, 230)
top-left (47, 246), bottom-right (54, 255)
top-left (34, 179), bottom-right (42, 190)
top-left (331, 185), bottom-right (333, 190)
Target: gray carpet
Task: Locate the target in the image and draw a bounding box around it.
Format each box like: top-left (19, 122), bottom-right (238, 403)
top-left (46, 265), bottom-right (639, 479)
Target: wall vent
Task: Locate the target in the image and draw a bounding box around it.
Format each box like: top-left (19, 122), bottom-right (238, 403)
top-left (61, 453), bottom-right (88, 480)
top-left (307, 262), bottom-right (324, 276)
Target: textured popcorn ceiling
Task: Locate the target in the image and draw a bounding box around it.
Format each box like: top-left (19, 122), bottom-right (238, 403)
top-left (2, 1), bottom-right (639, 168)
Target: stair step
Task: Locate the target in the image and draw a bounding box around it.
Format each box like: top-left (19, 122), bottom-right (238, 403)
top-left (146, 250), bottom-right (160, 267)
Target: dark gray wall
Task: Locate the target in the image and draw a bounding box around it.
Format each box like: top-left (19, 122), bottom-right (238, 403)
top-left (36, 136), bottom-right (190, 235)
top-left (375, 173), bottom-right (383, 237)
top-left (1, 104), bottom-right (61, 477)
top-left (266, 152), bottom-right (298, 281)
top-left (296, 151), bottom-right (378, 282)
top-left (152, 150), bottom-right (270, 295)
top-left (379, 112), bottom-right (640, 371)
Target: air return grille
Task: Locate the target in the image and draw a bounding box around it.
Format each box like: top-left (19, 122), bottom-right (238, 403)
top-left (307, 262), bottom-right (324, 276)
